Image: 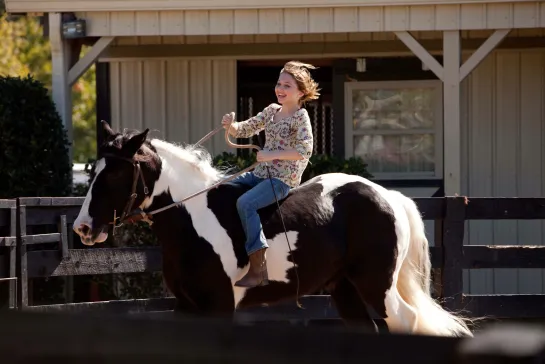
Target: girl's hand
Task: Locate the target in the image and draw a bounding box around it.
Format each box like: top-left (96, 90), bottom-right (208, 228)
top-left (221, 113), bottom-right (235, 130)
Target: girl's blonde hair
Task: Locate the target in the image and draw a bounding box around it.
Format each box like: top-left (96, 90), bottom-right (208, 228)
top-left (280, 61), bottom-right (321, 104)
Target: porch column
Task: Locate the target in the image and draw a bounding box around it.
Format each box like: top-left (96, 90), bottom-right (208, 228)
top-left (49, 13), bottom-right (115, 164)
top-left (49, 12), bottom-right (73, 162)
top-left (442, 31), bottom-right (462, 196)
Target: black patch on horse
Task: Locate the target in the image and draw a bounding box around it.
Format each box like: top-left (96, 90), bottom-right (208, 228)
top-left (206, 181), bottom-right (326, 269)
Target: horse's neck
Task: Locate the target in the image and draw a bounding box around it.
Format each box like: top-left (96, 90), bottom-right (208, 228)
top-left (147, 139), bottom-right (221, 207)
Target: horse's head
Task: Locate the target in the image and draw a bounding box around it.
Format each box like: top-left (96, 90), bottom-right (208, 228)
top-left (73, 121), bottom-right (160, 246)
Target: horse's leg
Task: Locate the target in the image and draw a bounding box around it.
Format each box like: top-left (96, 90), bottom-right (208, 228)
top-left (161, 266), bottom-right (202, 316)
top-left (346, 265), bottom-right (418, 335)
top-left (330, 276), bottom-right (378, 334)
top-left (172, 292), bottom-right (198, 314)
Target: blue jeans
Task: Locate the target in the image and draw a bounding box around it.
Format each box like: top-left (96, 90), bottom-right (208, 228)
top-left (230, 172), bottom-right (291, 255)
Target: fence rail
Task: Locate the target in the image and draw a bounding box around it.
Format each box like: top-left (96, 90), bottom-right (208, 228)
top-left (0, 199), bottom-right (17, 309)
top-left (1, 196), bottom-right (545, 322)
top-left (2, 309), bottom-right (545, 363)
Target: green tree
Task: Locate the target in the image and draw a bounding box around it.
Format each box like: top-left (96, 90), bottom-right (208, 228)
top-left (0, 13), bottom-right (97, 164)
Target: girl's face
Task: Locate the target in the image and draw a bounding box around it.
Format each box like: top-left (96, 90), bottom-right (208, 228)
top-left (275, 72), bottom-right (304, 106)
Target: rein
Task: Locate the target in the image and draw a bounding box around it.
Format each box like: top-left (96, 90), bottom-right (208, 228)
top-left (109, 118), bottom-right (260, 227)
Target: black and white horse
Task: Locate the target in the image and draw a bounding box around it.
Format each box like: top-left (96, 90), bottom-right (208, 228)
top-left (73, 122), bottom-right (473, 337)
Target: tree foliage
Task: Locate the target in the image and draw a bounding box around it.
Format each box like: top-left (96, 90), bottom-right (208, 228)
top-left (0, 13), bottom-right (97, 164)
top-left (0, 74), bottom-right (72, 198)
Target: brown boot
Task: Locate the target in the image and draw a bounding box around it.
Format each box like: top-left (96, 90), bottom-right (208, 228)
top-left (234, 249), bottom-right (269, 288)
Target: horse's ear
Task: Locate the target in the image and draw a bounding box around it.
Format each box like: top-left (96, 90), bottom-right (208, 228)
top-left (123, 128), bottom-right (149, 156)
top-left (101, 120), bottom-right (116, 139)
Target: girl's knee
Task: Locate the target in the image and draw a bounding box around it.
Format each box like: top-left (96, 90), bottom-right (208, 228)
top-left (236, 195), bottom-right (254, 213)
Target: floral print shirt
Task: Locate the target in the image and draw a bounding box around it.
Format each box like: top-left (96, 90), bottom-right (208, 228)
top-left (234, 103), bottom-right (313, 188)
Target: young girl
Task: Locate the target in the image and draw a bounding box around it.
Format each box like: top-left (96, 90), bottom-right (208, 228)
top-left (221, 61), bottom-right (319, 288)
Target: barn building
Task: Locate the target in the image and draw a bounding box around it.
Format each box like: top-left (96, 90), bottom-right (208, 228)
top-left (5, 0), bottom-right (545, 296)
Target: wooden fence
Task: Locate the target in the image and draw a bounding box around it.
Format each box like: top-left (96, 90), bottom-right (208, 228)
top-left (0, 199), bottom-right (17, 309)
top-left (1, 310), bottom-right (545, 363)
top-left (1, 196), bottom-right (545, 322)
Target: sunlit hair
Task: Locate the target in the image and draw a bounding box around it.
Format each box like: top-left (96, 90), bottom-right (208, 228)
top-left (280, 61), bottom-right (321, 104)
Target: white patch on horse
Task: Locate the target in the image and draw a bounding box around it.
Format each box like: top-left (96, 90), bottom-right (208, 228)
top-left (146, 139), bottom-right (238, 276)
top-left (266, 231), bottom-right (299, 281)
top-left (234, 230), bottom-right (299, 307)
top-left (73, 158), bottom-right (106, 242)
top-left (146, 139), bottom-right (300, 307)
top-left (305, 172), bottom-right (362, 195)
top-left (301, 173), bottom-right (365, 220)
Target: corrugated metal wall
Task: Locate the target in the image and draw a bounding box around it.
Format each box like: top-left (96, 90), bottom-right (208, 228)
top-left (461, 49), bottom-right (545, 294)
top-left (109, 59), bottom-right (237, 156)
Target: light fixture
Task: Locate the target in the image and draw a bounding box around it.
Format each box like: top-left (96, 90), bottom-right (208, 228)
top-left (356, 58), bottom-right (366, 73)
top-left (62, 18), bottom-right (86, 39)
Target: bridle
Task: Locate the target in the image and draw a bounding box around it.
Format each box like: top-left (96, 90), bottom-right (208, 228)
top-left (101, 152), bottom-right (151, 229)
top-left (104, 115), bottom-right (261, 228)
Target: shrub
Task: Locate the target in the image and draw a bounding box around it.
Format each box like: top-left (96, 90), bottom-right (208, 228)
top-left (0, 75), bottom-right (73, 306)
top-left (0, 75), bottom-right (72, 198)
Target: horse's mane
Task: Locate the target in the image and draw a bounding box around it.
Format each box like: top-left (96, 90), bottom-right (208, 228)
top-left (150, 138), bottom-right (229, 182)
top-left (98, 128), bottom-right (235, 184)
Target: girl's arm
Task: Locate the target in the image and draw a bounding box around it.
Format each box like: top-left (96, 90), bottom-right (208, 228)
top-left (259, 112), bottom-right (313, 162)
top-left (225, 105), bottom-right (270, 139)
top-left (263, 148), bottom-right (305, 161)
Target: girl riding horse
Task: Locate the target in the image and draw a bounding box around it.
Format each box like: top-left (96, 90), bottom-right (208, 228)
top-left (221, 61), bottom-right (319, 288)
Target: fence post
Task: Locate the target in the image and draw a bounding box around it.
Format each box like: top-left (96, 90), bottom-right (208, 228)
top-left (432, 218), bottom-right (443, 298)
top-left (16, 200), bottom-right (28, 309)
top-left (9, 206), bottom-right (17, 309)
top-left (441, 196), bottom-right (466, 312)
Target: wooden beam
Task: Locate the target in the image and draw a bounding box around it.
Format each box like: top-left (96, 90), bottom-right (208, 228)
top-left (442, 30), bottom-right (462, 196)
top-left (394, 31), bottom-right (444, 81)
top-left (98, 37), bottom-right (545, 62)
top-left (49, 12), bottom-right (73, 164)
top-left (6, 0), bottom-right (524, 13)
top-left (100, 40), bottom-right (425, 61)
top-left (462, 245), bottom-right (545, 269)
top-left (462, 294), bottom-right (545, 319)
top-left (459, 29), bottom-right (511, 81)
top-left (68, 36), bottom-right (114, 86)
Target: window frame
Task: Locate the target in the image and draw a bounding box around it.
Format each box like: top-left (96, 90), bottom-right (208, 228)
top-left (344, 79), bottom-right (444, 181)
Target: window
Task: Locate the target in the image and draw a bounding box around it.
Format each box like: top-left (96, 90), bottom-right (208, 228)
top-left (344, 80), bottom-right (443, 180)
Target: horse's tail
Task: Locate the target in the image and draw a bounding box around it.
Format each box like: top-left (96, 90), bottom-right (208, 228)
top-left (391, 191), bottom-right (473, 337)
